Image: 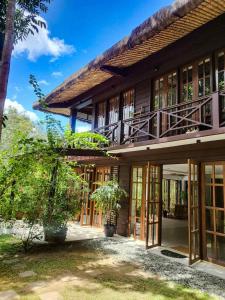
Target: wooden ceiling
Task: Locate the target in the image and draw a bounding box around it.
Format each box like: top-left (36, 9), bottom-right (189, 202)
top-left (33, 0), bottom-right (225, 116)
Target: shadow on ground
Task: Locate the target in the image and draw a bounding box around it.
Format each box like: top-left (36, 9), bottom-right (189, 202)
top-left (0, 235), bottom-right (219, 300)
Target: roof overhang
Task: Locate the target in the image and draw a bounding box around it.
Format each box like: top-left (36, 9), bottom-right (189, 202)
top-left (33, 0), bottom-right (225, 116)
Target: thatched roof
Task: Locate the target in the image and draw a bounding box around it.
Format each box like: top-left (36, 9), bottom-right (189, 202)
top-left (33, 0), bottom-right (225, 116)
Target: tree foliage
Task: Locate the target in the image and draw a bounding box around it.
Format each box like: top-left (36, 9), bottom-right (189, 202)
top-left (1, 107), bottom-right (44, 150)
top-left (0, 0), bottom-right (51, 43)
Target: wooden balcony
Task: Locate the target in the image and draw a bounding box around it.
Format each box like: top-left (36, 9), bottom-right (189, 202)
top-left (94, 91), bottom-right (225, 147)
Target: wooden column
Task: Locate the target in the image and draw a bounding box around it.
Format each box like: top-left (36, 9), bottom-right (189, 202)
top-left (212, 91), bottom-right (220, 129)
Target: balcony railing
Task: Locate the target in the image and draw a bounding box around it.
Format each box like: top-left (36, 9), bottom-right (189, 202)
top-left (94, 91), bottom-right (225, 146)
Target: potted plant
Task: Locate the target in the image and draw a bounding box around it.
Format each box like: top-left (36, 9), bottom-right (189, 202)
top-left (91, 181), bottom-right (127, 237)
top-left (42, 160), bottom-right (87, 243)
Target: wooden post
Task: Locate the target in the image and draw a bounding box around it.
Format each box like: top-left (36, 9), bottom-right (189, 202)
top-left (117, 120), bottom-right (122, 144)
top-left (212, 91), bottom-right (220, 129)
top-left (70, 109), bottom-right (77, 132)
top-left (156, 110), bottom-right (161, 138)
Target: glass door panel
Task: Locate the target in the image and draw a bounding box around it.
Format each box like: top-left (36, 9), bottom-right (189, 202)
top-left (80, 169), bottom-right (94, 226)
top-left (188, 159), bottom-right (201, 264)
top-left (146, 163), bottom-right (162, 248)
top-left (92, 167), bottom-right (110, 227)
top-left (202, 162), bottom-right (225, 265)
top-left (130, 166), bottom-right (146, 240)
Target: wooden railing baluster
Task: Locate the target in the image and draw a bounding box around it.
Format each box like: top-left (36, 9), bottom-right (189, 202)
top-left (212, 91), bottom-right (219, 129)
top-left (93, 92), bottom-right (223, 146)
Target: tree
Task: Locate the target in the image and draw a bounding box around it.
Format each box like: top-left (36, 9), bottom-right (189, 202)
top-left (0, 0), bottom-right (51, 138)
top-left (1, 107), bottom-right (44, 150)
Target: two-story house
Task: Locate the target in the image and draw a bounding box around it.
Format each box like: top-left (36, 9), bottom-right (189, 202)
top-left (34, 0), bottom-right (225, 267)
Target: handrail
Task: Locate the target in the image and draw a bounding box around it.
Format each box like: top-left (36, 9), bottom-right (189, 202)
top-left (93, 91), bottom-right (221, 145)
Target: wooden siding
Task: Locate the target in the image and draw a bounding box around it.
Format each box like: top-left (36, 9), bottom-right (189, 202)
top-left (134, 79), bottom-right (151, 114)
top-left (117, 165), bottom-right (131, 236)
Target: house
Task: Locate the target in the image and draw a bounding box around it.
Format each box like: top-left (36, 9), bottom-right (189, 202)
top-left (33, 0), bottom-right (225, 267)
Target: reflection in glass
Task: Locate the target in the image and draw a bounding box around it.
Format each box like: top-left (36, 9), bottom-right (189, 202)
top-left (216, 210), bottom-right (225, 234)
top-left (206, 233), bottom-right (216, 259)
top-left (217, 236), bottom-right (225, 262)
top-left (206, 209), bottom-right (214, 231)
top-left (205, 165), bottom-right (213, 185)
top-left (215, 185), bottom-right (224, 208)
top-left (215, 165), bottom-right (223, 184)
top-left (205, 185), bottom-right (213, 207)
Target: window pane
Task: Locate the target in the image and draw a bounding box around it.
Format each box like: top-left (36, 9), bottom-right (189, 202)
top-left (206, 209), bottom-right (214, 231)
top-left (206, 233), bottom-right (216, 259)
top-left (215, 165), bottom-right (223, 184)
top-left (217, 236), bottom-right (225, 262)
top-left (205, 185), bottom-right (213, 207)
top-left (218, 72), bottom-right (225, 91)
top-left (205, 77), bottom-right (211, 95)
top-left (205, 59), bottom-right (211, 76)
top-left (215, 185), bottom-right (224, 208)
top-left (218, 52), bottom-right (224, 72)
top-left (205, 165), bottom-right (213, 184)
top-left (198, 62), bottom-right (204, 78)
top-left (198, 79), bottom-right (204, 97)
top-left (216, 210), bottom-right (225, 234)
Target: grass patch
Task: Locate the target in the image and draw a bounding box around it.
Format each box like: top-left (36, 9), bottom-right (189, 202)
top-left (0, 234), bottom-right (220, 300)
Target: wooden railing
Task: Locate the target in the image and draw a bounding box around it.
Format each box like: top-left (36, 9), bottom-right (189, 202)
top-left (93, 91), bottom-right (225, 146)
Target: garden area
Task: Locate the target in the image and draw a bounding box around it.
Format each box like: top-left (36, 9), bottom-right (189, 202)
top-left (0, 232), bottom-right (223, 300)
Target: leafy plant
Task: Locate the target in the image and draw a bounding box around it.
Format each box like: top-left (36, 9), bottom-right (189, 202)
top-left (91, 181), bottom-right (127, 226)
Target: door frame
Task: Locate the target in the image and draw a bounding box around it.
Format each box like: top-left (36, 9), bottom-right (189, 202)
top-left (146, 163), bottom-right (163, 249)
top-left (201, 161), bottom-right (225, 267)
top-left (129, 165), bottom-right (147, 240)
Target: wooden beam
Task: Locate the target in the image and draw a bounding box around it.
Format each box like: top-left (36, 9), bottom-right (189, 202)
top-left (56, 148), bottom-right (107, 157)
top-left (100, 65), bottom-right (129, 77)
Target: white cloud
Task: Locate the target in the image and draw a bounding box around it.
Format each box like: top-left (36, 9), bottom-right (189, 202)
top-left (76, 123), bottom-right (91, 133)
top-left (4, 99), bottom-right (39, 122)
top-left (52, 71), bottom-right (62, 78)
top-left (13, 16), bottom-right (75, 62)
top-left (38, 79), bottom-right (49, 86)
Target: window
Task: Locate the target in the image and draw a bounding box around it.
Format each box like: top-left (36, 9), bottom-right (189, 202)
top-left (216, 51), bottom-right (225, 123)
top-left (97, 102), bottom-right (105, 128)
top-left (167, 72), bottom-right (177, 106)
top-left (217, 51), bottom-right (225, 91)
top-left (182, 66), bottom-right (193, 102)
top-left (109, 96), bottom-right (119, 124)
top-left (123, 89), bottom-right (135, 140)
top-left (198, 57), bottom-right (212, 97)
top-left (153, 77), bottom-right (164, 110)
top-left (123, 89), bottom-right (134, 120)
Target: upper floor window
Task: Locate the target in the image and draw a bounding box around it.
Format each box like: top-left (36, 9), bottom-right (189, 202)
top-left (167, 72), bottom-right (177, 106)
top-left (181, 66), bottom-right (193, 102)
top-left (108, 96), bottom-right (119, 124)
top-left (123, 89), bottom-right (134, 120)
top-left (97, 102), bottom-right (105, 128)
top-left (198, 57), bottom-right (212, 97)
top-left (216, 51), bottom-right (225, 91)
top-left (153, 77), bottom-right (164, 110)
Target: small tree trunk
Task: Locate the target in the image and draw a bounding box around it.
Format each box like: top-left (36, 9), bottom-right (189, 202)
top-left (0, 0), bottom-right (16, 139)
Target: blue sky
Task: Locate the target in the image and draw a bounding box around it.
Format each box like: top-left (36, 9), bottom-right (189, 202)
top-left (7, 0), bottom-right (172, 131)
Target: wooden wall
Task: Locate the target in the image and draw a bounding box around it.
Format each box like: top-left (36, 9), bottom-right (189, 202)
top-left (117, 165), bottom-right (131, 236)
